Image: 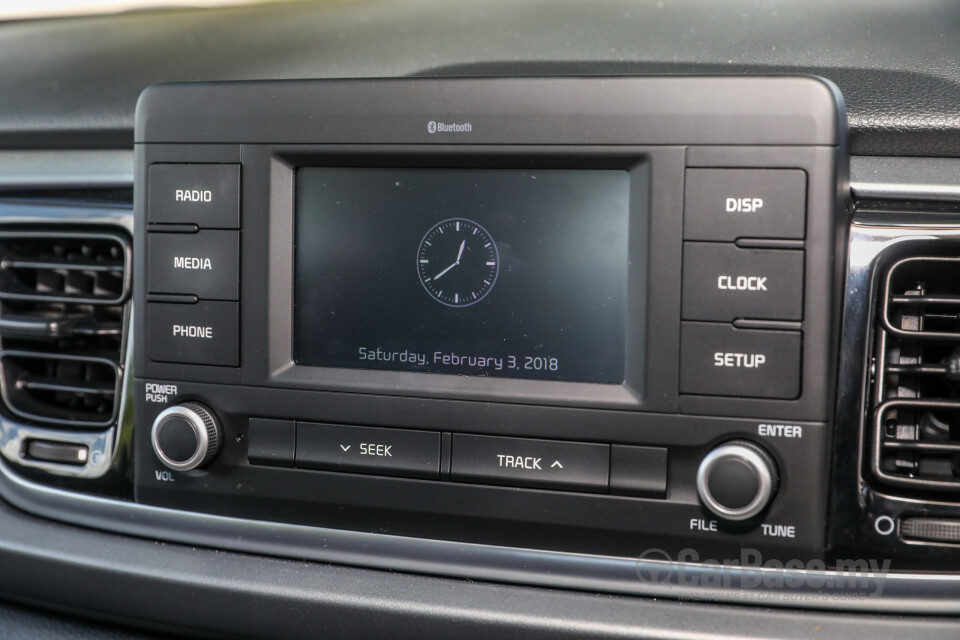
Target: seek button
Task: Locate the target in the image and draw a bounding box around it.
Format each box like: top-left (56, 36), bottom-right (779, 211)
top-left (296, 423), bottom-right (440, 480)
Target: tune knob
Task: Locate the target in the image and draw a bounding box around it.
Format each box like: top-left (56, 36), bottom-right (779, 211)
top-left (696, 441), bottom-right (779, 521)
top-left (151, 402), bottom-right (222, 471)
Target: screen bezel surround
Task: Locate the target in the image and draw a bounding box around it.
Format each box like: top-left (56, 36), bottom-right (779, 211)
top-left (253, 145), bottom-right (685, 412)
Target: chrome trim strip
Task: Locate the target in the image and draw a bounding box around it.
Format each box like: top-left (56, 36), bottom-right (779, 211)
top-left (0, 151), bottom-right (133, 189)
top-left (850, 156), bottom-right (960, 202)
top-left (0, 420), bottom-right (115, 478)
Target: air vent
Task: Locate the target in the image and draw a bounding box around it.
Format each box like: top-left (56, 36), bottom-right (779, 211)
top-left (871, 255), bottom-right (960, 492)
top-left (0, 232), bottom-right (128, 304)
top-left (0, 230), bottom-right (129, 428)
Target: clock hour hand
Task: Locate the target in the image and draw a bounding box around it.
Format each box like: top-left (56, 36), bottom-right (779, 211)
top-left (434, 240), bottom-right (467, 280)
top-left (433, 261), bottom-right (458, 281)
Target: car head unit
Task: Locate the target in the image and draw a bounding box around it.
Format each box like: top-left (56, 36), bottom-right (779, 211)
top-left (133, 76), bottom-right (846, 563)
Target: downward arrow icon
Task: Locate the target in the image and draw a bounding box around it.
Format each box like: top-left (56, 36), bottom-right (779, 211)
top-left (340, 444), bottom-right (351, 452)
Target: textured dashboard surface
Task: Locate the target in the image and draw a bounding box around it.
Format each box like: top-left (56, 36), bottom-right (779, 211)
top-left (0, 601), bottom-right (163, 640)
top-left (0, 0), bottom-right (957, 155)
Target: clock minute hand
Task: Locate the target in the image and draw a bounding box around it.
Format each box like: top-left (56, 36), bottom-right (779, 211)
top-left (456, 239), bottom-right (465, 264)
top-left (433, 261), bottom-right (458, 281)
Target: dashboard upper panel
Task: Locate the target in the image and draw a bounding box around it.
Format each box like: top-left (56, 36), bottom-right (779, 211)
top-left (0, 0), bottom-right (957, 154)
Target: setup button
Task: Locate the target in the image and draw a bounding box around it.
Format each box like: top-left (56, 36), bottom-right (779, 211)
top-left (451, 434), bottom-right (609, 492)
top-left (680, 322), bottom-right (801, 399)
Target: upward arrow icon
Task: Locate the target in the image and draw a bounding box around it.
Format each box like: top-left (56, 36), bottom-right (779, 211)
top-left (551, 460), bottom-right (563, 469)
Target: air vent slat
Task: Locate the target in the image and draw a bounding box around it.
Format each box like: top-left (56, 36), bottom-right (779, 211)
top-left (880, 441), bottom-right (960, 453)
top-left (0, 314), bottom-right (122, 341)
top-left (886, 364), bottom-right (949, 376)
top-left (0, 229), bottom-right (129, 429)
top-left (0, 257), bottom-right (124, 273)
top-left (17, 375), bottom-right (116, 397)
top-left (872, 255), bottom-right (960, 493)
top-left (890, 295), bottom-right (960, 305)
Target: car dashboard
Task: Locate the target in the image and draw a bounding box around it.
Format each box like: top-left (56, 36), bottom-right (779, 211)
top-left (1, 1), bottom-right (960, 638)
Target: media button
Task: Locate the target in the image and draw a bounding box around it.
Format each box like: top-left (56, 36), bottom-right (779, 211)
top-left (451, 434), bottom-right (609, 492)
top-left (148, 164), bottom-right (240, 228)
top-left (296, 423), bottom-right (440, 479)
top-left (148, 230), bottom-right (239, 300)
top-left (147, 301), bottom-right (239, 366)
top-left (684, 169), bottom-right (806, 241)
top-left (682, 242), bottom-right (804, 322)
top-left (680, 322), bottom-right (801, 399)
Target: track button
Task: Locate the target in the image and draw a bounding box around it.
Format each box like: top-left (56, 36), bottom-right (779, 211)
top-left (451, 434), bottom-right (609, 493)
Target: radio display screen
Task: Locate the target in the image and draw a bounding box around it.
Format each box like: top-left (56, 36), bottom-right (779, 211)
top-left (294, 167), bottom-right (633, 383)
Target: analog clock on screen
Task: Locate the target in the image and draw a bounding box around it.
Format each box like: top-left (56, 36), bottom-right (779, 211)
top-left (417, 218), bottom-right (499, 307)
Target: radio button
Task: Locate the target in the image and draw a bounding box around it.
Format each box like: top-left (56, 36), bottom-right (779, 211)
top-left (682, 242), bottom-right (803, 322)
top-left (148, 231), bottom-right (239, 300)
top-left (684, 169), bottom-right (806, 241)
top-left (147, 301), bottom-right (239, 366)
top-left (148, 164), bottom-right (240, 229)
top-left (296, 423), bottom-right (440, 480)
top-left (680, 322), bottom-right (801, 399)
top-left (451, 434), bottom-right (609, 493)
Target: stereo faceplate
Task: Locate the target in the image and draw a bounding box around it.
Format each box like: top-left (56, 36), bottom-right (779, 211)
top-left (133, 77), bottom-right (846, 563)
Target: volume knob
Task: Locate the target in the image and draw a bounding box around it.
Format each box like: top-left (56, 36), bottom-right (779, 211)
top-left (696, 441), bottom-right (779, 521)
top-left (151, 402), bottom-right (222, 471)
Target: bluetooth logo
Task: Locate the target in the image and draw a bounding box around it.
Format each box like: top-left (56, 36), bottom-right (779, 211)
top-left (427, 120), bottom-right (437, 134)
